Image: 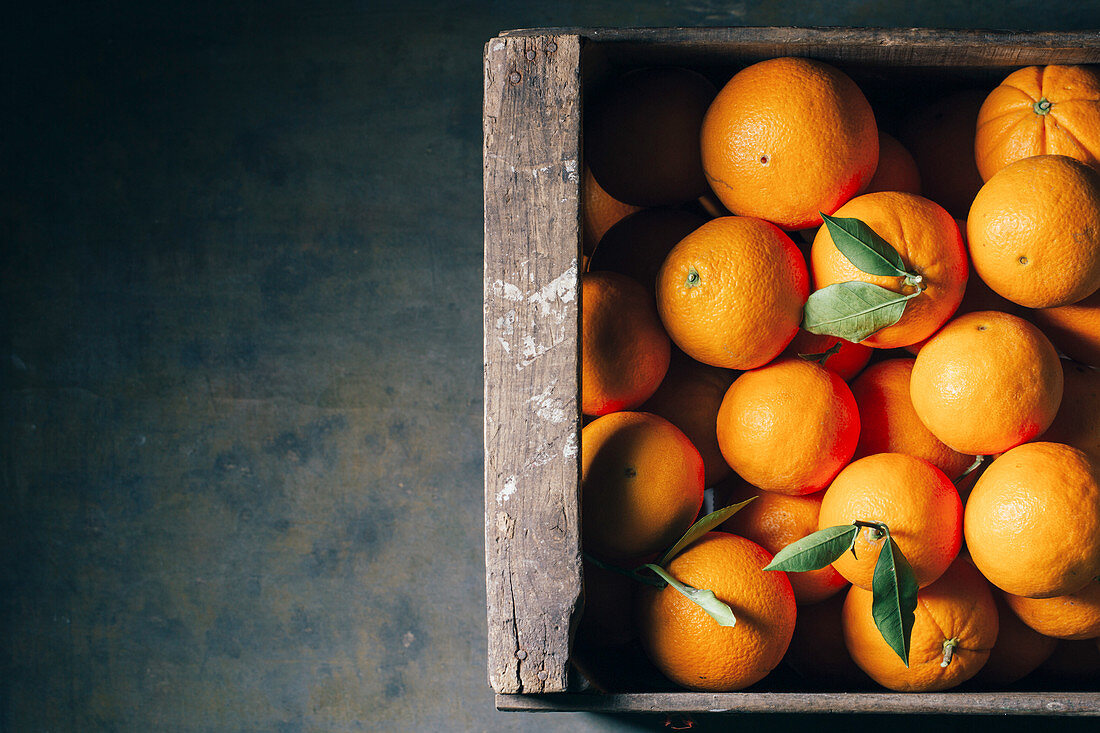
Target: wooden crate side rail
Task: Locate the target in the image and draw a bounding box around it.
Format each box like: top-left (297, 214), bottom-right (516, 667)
top-left (497, 692), bottom-right (1100, 715)
top-left (499, 27), bottom-right (1100, 66)
top-left (483, 33), bottom-right (583, 695)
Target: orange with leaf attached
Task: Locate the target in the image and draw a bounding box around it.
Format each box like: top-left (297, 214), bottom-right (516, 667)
top-left (809, 191), bottom-right (967, 349)
top-left (637, 532), bottom-right (796, 691)
top-left (818, 453), bottom-right (962, 590)
top-left (842, 557), bottom-right (998, 692)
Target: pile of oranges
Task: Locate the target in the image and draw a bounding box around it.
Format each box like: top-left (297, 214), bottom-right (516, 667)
top-left (576, 57), bottom-right (1100, 693)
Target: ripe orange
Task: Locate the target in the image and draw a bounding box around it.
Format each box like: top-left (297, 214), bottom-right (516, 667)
top-left (720, 485), bottom-right (848, 605)
top-left (640, 349), bottom-right (736, 487)
top-left (899, 90), bottom-right (987, 219)
top-left (716, 358), bottom-right (860, 495)
top-left (581, 271), bottom-right (670, 416)
top-left (964, 441), bottom-right (1100, 599)
top-left (842, 558), bottom-right (998, 692)
top-left (863, 131), bottom-right (921, 195)
top-left (780, 330), bottom-right (873, 382)
top-left (910, 311), bottom-right (1064, 455)
top-left (656, 216), bottom-right (808, 370)
top-left (582, 166), bottom-right (641, 254)
top-left (967, 155), bottom-right (1100, 309)
top-left (587, 208), bottom-right (705, 294)
top-left (974, 65), bottom-right (1100, 182)
top-left (851, 359), bottom-right (974, 480)
top-left (1030, 289), bottom-right (1100, 367)
top-left (700, 57), bottom-right (878, 230)
top-left (1042, 361), bottom-right (1100, 464)
top-left (637, 532), bottom-right (796, 691)
top-left (784, 592), bottom-right (872, 689)
top-left (1004, 580), bottom-right (1100, 640)
top-left (580, 411), bottom-right (704, 562)
top-left (818, 453), bottom-right (962, 590)
top-left (585, 67), bottom-right (716, 206)
top-left (971, 589), bottom-right (1058, 687)
top-left (810, 191), bottom-right (968, 348)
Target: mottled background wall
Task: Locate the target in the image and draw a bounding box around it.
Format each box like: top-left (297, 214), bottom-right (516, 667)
top-left (3, 2), bottom-right (1100, 731)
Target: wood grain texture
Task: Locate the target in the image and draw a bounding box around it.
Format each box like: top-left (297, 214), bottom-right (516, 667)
top-left (483, 34), bottom-right (583, 695)
top-left (497, 692), bottom-right (1100, 715)
top-left (507, 27), bottom-right (1100, 68)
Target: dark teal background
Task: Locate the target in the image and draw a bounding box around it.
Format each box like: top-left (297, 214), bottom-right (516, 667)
top-left (3, 2), bottom-right (1100, 730)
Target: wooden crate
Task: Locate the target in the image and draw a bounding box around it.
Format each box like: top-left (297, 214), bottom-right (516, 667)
top-left (482, 26), bottom-right (1100, 715)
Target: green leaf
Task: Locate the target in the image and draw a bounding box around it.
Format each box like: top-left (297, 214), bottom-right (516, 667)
top-left (803, 281), bottom-right (918, 342)
top-left (798, 341), bottom-right (842, 365)
top-left (644, 564), bottom-right (736, 627)
top-left (763, 525), bottom-right (859, 572)
top-left (657, 497), bottom-right (757, 567)
top-left (871, 536), bottom-right (918, 667)
top-left (821, 212), bottom-right (908, 277)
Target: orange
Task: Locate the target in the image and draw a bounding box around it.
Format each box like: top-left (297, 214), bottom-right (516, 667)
top-left (784, 592), bottom-right (872, 689)
top-left (974, 65), bottom-right (1100, 182)
top-left (581, 271), bottom-right (670, 416)
top-left (585, 67), bottom-right (716, 206)
top-left (1030, 289), bottom-right (1100, 367)
top-left (971, 589), bottom-right (1058, 687)
top-left (576, 558), bottom-right (637, 647)
top-left (580, 411), bottom-right (704, 562)
top-left (1004, 580), bottom-right (1100, 640)
top-left (964, 441), bottom-right (1100, 599)
top-left (780, 330), bottom-right (873, 382)
top-left (863, 131), bottom-right (921, 195)
top-left (656, 216), bottom-right (808, 370)
top-left (700, 57), bottom-right (878, 230)
top-left (1042, 361), bottom-right (1100, 464)
top-left (842, 557), bottom-right (998, 692)
top-left (581, 166), bottom-right (641, 255)
top-left (899, 90), bottom-right (987, 220)
top-left (637, 532), bottom-right (796, 691)
top-left (716, 358), bottom-right (860, 495)
top-left (850, 359), bottom-right (974, 480)
top-left (586, 208), bottom-right (705, 294)
top-left (810, 191), bottom-right (968, 348)
top-left (720, 486), bottom-right (848, 605)
top-left (640, 349), bottom-right (736, 487)
top-left (967, 155), bottom-right (1100, 309)
top-left (819, 453), bottom-right (962, 591)
top-left (910, 311), bottom-right (1064, 455)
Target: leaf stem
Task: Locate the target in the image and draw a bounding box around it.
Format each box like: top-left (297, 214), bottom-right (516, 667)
top-left (853, 520), bottom-right (889, 541)
top-left (955, 455), bottom-right (987, 485)
top-left (583, 552), bottom-right (667, 588)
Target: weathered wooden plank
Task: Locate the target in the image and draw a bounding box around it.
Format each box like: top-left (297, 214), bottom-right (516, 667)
top-left (497, 692), bottom-right (1100, 715)
top-left (506, 27), bottom-right (1100, 67)
top-left (483, 34), bottom-right (583, 695)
